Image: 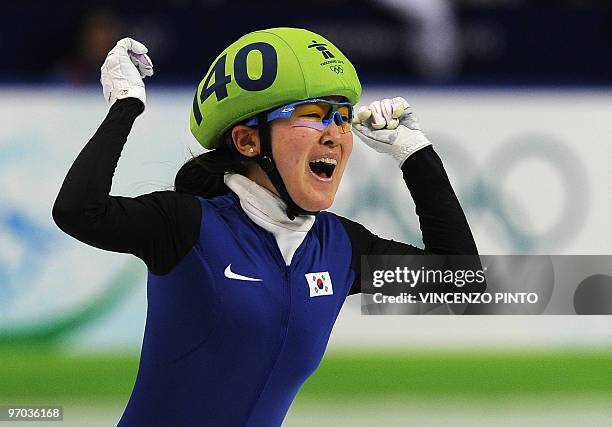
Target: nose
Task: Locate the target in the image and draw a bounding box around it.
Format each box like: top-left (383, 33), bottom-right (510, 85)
top-left (321, 119), bottom-right (342, 146)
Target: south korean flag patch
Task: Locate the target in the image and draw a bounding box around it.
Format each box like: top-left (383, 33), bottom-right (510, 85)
top-left (305, 272), bottom-right (333, 297)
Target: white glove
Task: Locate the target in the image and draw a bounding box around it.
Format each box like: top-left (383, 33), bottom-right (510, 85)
top-left (100, 37), bottom-right (154, 109)
top-left (352, 97), bottom-right (432, 167)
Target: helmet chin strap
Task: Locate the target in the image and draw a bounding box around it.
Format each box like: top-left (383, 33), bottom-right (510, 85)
top-left (254, 112), bottom-right (319, 221)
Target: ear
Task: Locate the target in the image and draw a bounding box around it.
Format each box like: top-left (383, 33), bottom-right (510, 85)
top-left (231, 125), bottom-right (260, 158)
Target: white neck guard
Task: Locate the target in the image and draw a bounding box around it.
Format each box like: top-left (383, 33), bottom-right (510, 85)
top-left (224, 173), bottom-right (315, 265)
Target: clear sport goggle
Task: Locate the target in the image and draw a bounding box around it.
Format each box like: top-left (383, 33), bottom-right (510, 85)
top-left (245, 99), bottom-right (354, 134)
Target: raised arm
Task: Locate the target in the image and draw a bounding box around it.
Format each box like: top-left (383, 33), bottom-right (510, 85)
top-left (52, 38), bottom-right (201, 275)
top-left (341, 97), bottom-right (478, 295)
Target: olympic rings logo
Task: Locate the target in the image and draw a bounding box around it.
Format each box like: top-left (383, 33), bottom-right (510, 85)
top-left (330, 65), bottom-right (343, 74)
top-left (348, 132), bottom-right (589, 253)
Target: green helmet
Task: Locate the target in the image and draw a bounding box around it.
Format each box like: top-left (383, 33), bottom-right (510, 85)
top-left (190, 27), bottom-right (362, 149)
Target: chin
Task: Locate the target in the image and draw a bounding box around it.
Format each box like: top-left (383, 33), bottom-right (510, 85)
top-left (286, 168), bottom-right (343, 213)
top-left (295, 191), bottom-right (335, 213)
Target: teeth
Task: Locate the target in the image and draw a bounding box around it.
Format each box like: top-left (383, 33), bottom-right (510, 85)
top-left (310, 157), bottom-right (338, 166)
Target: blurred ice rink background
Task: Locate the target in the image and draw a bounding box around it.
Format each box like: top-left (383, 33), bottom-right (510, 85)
top-left (2, 1), bottom-right (612, 425)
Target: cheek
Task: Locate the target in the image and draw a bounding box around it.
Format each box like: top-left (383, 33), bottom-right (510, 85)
top-left (344, 137), bottom-right (354, 158)
top-left (271, 128), bottom-right (313, 171)
top-left (339, 136), bottom-right (353, 171)
top-left (276, 153), bottom-right (304, 178)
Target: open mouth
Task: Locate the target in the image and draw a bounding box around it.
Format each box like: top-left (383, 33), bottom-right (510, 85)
top-left (309, 157), bottom-right (337, 180)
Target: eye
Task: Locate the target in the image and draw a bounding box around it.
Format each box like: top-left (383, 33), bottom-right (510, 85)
top-left (300, 113), bottom-right (324, 119)
top-left (338, 107), bottom-right (351, 122)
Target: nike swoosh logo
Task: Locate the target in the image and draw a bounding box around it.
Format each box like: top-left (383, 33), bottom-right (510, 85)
top-left (224, 264), bottom-right (262, 282)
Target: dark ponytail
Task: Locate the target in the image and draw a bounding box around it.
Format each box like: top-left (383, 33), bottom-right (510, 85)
top-left (174, 138), bottom-right (248, 198)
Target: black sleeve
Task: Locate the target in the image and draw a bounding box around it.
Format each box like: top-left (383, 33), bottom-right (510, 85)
top-left (338, 146), bottom-right (478, 295)
top-left (52, 98), bottom-right (202, 276)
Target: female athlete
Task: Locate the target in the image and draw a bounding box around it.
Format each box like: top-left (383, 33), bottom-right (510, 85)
top-left (53, 28), bottom-right (477, 426)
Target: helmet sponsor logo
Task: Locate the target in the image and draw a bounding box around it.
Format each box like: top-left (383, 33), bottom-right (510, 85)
top-left (307, 40), bottom-right (346, 70)
top-left (307, 40), bottom-right (335, 60)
